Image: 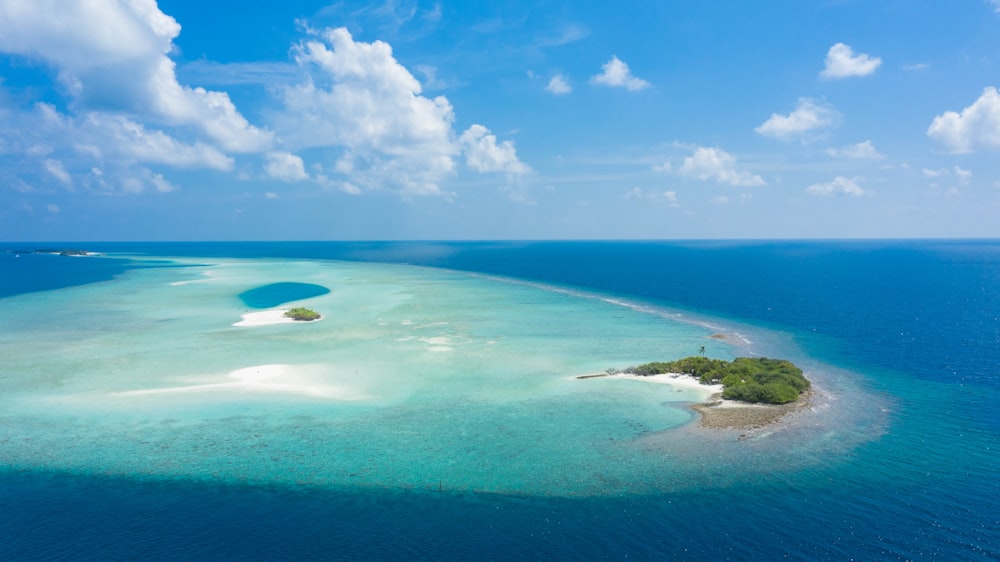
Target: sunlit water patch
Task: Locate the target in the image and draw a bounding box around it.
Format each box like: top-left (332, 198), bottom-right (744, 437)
top-left (0, 256), bottom-right (886, 496)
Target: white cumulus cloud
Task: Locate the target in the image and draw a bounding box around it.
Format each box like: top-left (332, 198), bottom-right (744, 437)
top-left (459, 125), bottom-right (531, 175)
top-left (820, 43), bottom-right (882, 79)
top-left (279, 26), bottom-right (527, 195)
top-left (546, 74), bottom-right (572, 95)
top-left (265, 151), bottom-right (309, 182)
top-left (86, 112), bottom-right (234, 170)
top-left (673, 147), bottom-right (765, 187)
top-left (1, 101), bottom-right (233, 193)
top-left (0, 0), bottom-right (276, 195)
top-left (590, 56), bottom-right (650, 91)
top-left (806, 176), bottom-right (869, 197)
top-left (1, 7), bottom-right (530, 198)
top-left (927, 87), bottom-right (1000, 153)
top-left (826, 140), bottom-right (886, 160)
top-left (756, 98), bottom-right (839, 140)
top-left (0, 0), bottom-right (271, 153)
top-left (281, 27), bottom-right (459, 195)
top-left (0, 103), bottom-right (233, 185)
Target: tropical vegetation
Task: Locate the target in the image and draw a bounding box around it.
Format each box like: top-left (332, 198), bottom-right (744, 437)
top-left (619, 356), bottom-right (810, 404)
top-left (284, 307), bottom-right (321, 321)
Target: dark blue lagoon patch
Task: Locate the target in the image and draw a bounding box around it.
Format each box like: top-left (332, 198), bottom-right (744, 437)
top-left (238, 282), bottom-right (330, 309)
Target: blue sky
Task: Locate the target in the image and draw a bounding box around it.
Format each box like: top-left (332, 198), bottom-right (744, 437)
top-left (2, 0), bottom-right (1000, 241)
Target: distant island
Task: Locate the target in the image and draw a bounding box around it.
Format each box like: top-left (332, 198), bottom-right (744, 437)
top-left (283, 307), bottom-right (321, 321)
top-left (3, 248), bottom-right (96, 257)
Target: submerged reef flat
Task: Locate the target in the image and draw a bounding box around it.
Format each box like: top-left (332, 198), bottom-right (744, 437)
top-left (691, 391), bottom-right (812, 430)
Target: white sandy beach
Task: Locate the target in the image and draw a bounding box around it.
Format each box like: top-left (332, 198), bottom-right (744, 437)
top-left (623, 373), bottom-right (723, 392)
top-left (575, 372), bottom-right (723, 400)
top-left (232, 309), bottom-right (322, 327)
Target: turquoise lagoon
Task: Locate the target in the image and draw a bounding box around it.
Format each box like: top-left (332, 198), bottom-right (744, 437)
top-left (0, 254), bottom-right (882, 497)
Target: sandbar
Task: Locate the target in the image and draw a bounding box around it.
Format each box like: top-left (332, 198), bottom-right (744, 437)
top-left (115, 364), bottom-right (364, 400)
top-left (232, 309), bottom-right (322, 327)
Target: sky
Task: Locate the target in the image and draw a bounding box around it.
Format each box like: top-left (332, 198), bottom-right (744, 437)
top-left (2, 0), bottom-right (1000, 241)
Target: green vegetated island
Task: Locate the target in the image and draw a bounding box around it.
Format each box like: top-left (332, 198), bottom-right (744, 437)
top-left (284, 307), bottom-right (321, 321)
top-left (585, 356), bottom-right (812, 431)
top-left (618, 356), bottom-right (810, 404)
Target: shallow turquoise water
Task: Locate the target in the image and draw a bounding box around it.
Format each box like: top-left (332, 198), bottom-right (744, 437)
top-left (0, 254), bottom-right (882, 497)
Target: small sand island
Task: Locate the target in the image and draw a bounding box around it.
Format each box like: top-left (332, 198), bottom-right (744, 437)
top-left (579, 356), bottom-right (811, 430)
top-left (233, 307), bottom-right (323, 327)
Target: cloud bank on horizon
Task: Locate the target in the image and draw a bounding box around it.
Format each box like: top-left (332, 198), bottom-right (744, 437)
top-left (1, 0), bottom-right (999, 239)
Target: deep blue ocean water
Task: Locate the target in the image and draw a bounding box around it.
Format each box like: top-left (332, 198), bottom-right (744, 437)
top-left (1, 240), bottom-right (998, 560)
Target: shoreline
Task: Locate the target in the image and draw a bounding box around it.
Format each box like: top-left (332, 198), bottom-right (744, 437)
top-left (576, 372), bottom-right (809, 430)
top-left (574, 372), bottom-right (723, 399)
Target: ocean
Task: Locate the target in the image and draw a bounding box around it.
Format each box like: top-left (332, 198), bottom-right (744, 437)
top-left (0, 240), bottom-right (997, 559)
